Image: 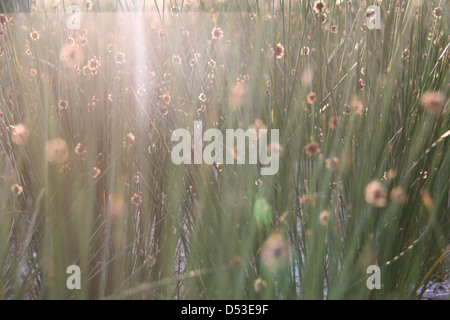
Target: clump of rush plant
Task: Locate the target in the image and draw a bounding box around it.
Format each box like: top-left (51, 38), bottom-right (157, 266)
top-left (0, 0), bottom-right (448, 300)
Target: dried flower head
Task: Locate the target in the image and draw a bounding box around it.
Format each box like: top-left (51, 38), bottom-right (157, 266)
top-left (229, 81), bottom-right (247, 107)
top-left (230, 255), bottom-right (242, 267)
top-left (78, 36), bottom-right (88, 47)
top-left (172, 55), bottom-right (182, 65)
top-left (58, 99), bottom-right (68, 110)
top-left (115, 52), bottom-right (126, 64)
top-left (131, 193), bottom-right (142, 206)
top-left (197, 105), bottom-right (206, 114)
top-left (261, 233), bottom-right (290, 272)
top-left (301, 193), bottom-right (318, 206)
top-left (198, 93), bottom-right (206, 102)
top-left (11, 124), bottom-right (29, 145)
top-left (145, 255), bottom-right (156, 267)
top-left (301, 46), bottom-right (310, 55)
top-left (390, 186), bottom-right (407, 204)
top-left (402, 49), bottom-right (410, 60)
top-left (421, 190), bottom-right (433, 210)
top-left (358, 79), bottom-right (365, 90)
top-left (319, 210), bottom-right (331, 226)
top-left (432, 7), bottom-right (443, 18)
top-left (329, 116), bottom-right (340, 128)
top-left (60, 164), bottom-right (71, 173)
top-left (274, 43), bottom-right (285, 59)
top-left (108, 194), bottom-right (125, 219)
top-left (87, 56), bottom-right (101, 71)
top-left (171, 6), bottom-right (180, 16)
top-left (161, 106), bottom-right (169, 115)
top-left (325, 157), bottom-right (339, 171)
top-left (313, 1), bottom-right (326, 14)
top-left (250, 119), bottom-right (267, 139)
top-left (126, 133), bottom-right (135, 146)
top-left (420, 91), bottom-right (446, 115)
top-left (305, 142), bottom-right (321, 156)
top-left (301, 68), bottom-right (315, 87)
top-left (82, 65), bottom-right (93, 76)
top-left (11, 184), bottom-right (23, 196)
top-left (162, 92), bottom-right (172, 105)
top-left (158, 29), bottom-right (165, 39)
top-left (29, 68), bottom-right (37, 77)
top-left (46, 138), bottom-right (69, 164)
top-left (137, 85), bottom-right (147, 96)
top-left (88, 95), bottom-right (98, 111)
top-left (92, 167), bottom-right (101, 179)
top-left (365, 181), bottom-right (387, 207)
top-left (253, 278), bottom-right (267, 293)
top-left (307, 92), bottom-right (317, 104)
top-left (350, 95), bottom-right (364, 114)
top-left (208, 59), bottom-right (217, 69)
top-left (74, 143), bottom-right (87, 160)
top-left (60, 44), bottom-right (84, 68)
top-left (0, 14), bottom-right (7, 26)
top-left (30, 29), bottom-right (39, 41)
top-left (267, 143), bottom-right (283, 158)
top-left (211, 27), bottom-right (224, 39)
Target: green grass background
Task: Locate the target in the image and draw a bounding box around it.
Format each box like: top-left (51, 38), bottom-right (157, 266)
top-left (0, 0), bottom-right (448, 299)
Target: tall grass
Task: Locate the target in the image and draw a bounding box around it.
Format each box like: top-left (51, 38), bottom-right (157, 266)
top-left (0, 0), bottom-right (448, 299)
